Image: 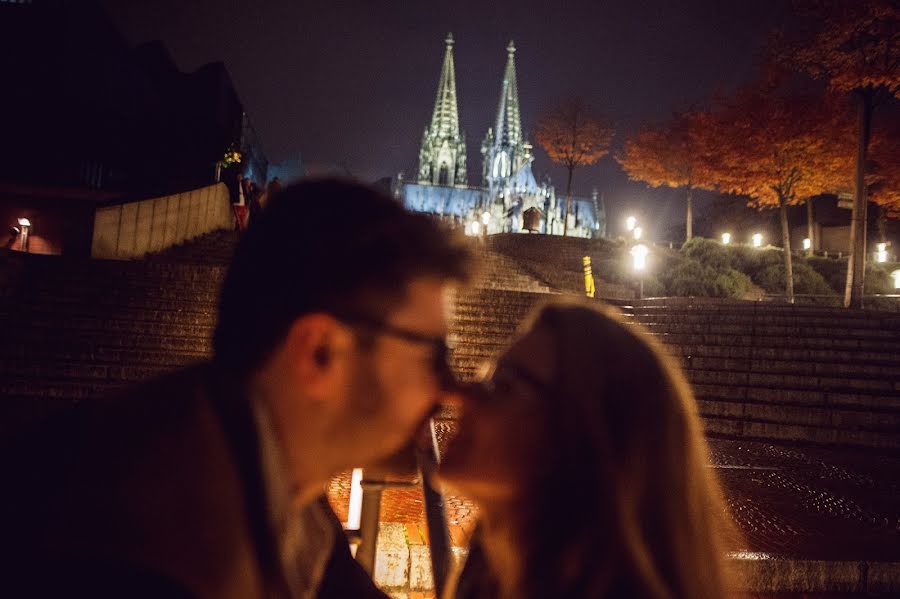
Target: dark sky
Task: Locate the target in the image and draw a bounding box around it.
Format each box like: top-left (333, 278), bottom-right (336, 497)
top-left (102, 0), bottom-right (789, 240)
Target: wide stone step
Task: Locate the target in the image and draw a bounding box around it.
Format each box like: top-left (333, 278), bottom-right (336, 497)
top-left (686, 368), bottom-right (898, 394)
top-left (665, 344), bottom-right (900, 366)
top-left (640, 322), bottom-right (898, 340)
top-left (703, 415), bottom-right (900, 450)
top-left (697, 399), bottom-right (900, 432)
top-left (0, 360), bottom-right (186, 383)
top-left (634, 313), bottom-right (892, 330)
top-left (653, 332), bottom-right (900, 352)
top-left (693, 384), bottom-right (900, 412)
top-left (682, 356), bottom-right (900, 379)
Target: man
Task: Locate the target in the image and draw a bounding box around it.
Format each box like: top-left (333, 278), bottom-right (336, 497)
top-left (2, 179), bottom-right (471, 597)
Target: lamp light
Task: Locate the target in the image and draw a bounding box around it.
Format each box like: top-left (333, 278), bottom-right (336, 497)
top-left (631, 243), bottom-right (649, 271)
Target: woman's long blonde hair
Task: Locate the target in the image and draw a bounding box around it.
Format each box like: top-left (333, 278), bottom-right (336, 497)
top-left (487, 299), bottom-right (739, 599)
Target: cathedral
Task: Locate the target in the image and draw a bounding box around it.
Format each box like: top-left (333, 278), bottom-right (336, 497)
top-left (401, 34), bottom-right (605, 238)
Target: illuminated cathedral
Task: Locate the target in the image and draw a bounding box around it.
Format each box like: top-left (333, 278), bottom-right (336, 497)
top-left (401, 34), bottom-right (605, 238)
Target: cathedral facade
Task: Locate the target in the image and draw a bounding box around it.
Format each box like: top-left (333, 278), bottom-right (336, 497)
top-left (402, 35), bottom-right (605, 239)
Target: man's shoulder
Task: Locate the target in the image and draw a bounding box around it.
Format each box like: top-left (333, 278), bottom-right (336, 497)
top-left (1, 363), bottom-right (263, 595)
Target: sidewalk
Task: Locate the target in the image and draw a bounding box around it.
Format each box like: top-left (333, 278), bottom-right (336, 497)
top-left (328, 438), bottom-right (900, 595)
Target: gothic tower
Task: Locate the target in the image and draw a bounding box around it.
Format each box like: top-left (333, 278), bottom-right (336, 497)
top-left (418, 33), bottom-right (467, 187)
top-left (481, 40), bottom-right (534, 189)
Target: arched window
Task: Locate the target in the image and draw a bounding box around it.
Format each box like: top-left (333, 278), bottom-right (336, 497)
top-left (438, 163), bottom-right (449, 185)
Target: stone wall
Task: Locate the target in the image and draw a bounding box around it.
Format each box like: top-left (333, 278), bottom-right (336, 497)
top-left (91, 183), bottom-right (232, 260)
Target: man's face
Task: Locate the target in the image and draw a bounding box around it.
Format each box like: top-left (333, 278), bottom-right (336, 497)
top-left (339, 276), bottom-right (453, 470)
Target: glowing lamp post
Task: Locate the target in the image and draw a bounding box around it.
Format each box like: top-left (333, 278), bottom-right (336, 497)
top-left (625, 216), bottom-right (636, 232)
top-left (17, 217), bottom-right (31, 252)
top-left (633, 226), bottom-right (643, 241)
top-left (721, 233), bottom-right (731, 245)
top-left (470, 220), bottom-right (482, 236)
top-left (875, 242), bottom-right (888, 264)
top-left (631, 243), bottom-right (649, 299)
top-left (803, 238), bottom-right (812, 251)
top-left (752, 233), bottom-right (763, 248)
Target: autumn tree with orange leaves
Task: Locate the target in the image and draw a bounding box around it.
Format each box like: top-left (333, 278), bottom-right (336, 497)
top-left (781, 0), bottom-right (899, 307)
top-left (536, 99), bottom-right (614, 236)
top-left (617, 111), bottom-right (713, 242)
top-left (697, 83), bottom-right (854, 303)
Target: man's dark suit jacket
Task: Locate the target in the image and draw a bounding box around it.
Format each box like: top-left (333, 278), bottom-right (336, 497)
top-left (1, 364), bottom-right (388, 599)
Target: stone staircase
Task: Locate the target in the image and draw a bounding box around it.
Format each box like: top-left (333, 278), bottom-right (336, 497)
top-left (3, 232), bottom-right (900, 596)
top-left (626, 298), bottom-right (900, 451)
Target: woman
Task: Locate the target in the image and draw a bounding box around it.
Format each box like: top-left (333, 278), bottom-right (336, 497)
top-left (439, 299), bottom-right (739, 599)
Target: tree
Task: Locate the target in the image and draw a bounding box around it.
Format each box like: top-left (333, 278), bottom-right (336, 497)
top-left (617, 111), bottom-right (713, 241)
top-left (695, 82), bottom-right (854, 303)
top-left (536, 99), bottom-right (614, 236)
top-left (784, 0), bottom-right (900, 307)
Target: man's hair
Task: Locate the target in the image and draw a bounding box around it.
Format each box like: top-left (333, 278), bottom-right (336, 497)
top-left (213, 178), bottom-right (471, 377)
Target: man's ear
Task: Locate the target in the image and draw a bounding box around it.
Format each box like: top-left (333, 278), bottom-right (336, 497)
top-left (282, 313), bottom-right (351, 400)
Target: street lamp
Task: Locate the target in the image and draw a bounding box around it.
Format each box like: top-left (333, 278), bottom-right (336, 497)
top-left (803, 238), bottom-right (812, 251)
top-left (625, 216), bottom-right (636, 232)
top-left (891, 270), bottom-right (900, 290)
top-left (752, 233), bottom-right (763, 248)
top-left (631, 243), bottom-right (649, 299)
top-left (470, 220), bottom-right (482, 236)
top-left (16, 217), bottom-right (31, 252)
top-left (481, 211), bottom-right (491, 226)
top-left (633, 226), bottom-right (643, 241)
top-left (721, 233), bottom-right (731, 245)
top-left (876, 242), bottom-right (888, 263)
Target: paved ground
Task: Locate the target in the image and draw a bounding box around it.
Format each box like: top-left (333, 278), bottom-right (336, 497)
top-left (328, 437), bottom-right (900, 562)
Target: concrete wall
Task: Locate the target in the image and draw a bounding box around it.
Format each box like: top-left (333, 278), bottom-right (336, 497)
top-left (91, 183), bottom-right (231, 260)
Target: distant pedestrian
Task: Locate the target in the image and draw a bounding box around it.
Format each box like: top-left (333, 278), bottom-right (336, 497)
top-left (248, 184), bottom-right (263, 225)
top-left (260, 177), bottom-right (282, 210)
top-left (233, 173), bottom-right (248, 232)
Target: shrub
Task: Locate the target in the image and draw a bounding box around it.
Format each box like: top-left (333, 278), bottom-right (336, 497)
top-left (729, 246), bottom-right (782, 281)
top-left (865, 263), bottom-right (896, 295)
top-left (715, 268), bottom-right (753, 297)
top-left (682, 238), bottom-right (732, 270)
top-left (658, 258), bottom-right (749, 298)
top-left (807, 257), bottom-right (846, 293)
top-left (755, 261), bottom-right (836, 295)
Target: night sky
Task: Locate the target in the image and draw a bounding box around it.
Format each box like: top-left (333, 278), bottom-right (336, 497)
top-left (102, 0), bottom-right (790, 239)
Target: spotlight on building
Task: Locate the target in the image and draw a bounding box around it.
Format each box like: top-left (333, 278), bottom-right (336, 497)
top-left (721, 233), bottom-right (731, 245)
top-left (630, 243), bottom-right (649, 271)
top-left (625, 216), bottom-right (636, 232)
top-left (752, 233), bottom-right (763, 248)
top-left (633, 226), bottom-right (643, 241)
top-left (803, 238), bottom-right (812, 251)
top-left (876, 242), bottom-right (888, 263)
top-left (892, 269), bottom-right (900, 290)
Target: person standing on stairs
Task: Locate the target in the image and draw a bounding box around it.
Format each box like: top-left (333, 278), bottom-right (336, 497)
top-left (1, 178), bottom-right (472, 599)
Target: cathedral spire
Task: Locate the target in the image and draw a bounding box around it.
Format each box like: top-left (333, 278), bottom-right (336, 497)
top-left (493, 40), bottom-right (522, 150)
top-left (417, 33), bottom-right (467, 186)
top-left (481, 40), bottom-right (531, 187)
top-left (430, 32), bottom-right (460, 139)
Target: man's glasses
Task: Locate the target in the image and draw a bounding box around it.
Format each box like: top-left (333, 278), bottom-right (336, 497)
top-left (338, 315), bottom-right (457, 391)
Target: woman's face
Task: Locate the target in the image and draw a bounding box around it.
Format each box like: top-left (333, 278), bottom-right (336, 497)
top-left (438, 322), bottom-right (556, 504)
